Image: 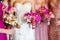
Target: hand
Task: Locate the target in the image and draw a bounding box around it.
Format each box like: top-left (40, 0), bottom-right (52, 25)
top-left (0, 28), bottom-right (15, 35)
top-left (50, 12), bottom-right (55, 18)
top-left (0, 28), bottom-right (2, 33)
top-left (16, 24), bottom-right (20, 28)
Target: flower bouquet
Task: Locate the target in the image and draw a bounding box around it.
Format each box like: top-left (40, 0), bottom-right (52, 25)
top-left (24, 12), bottom-right (41, 29)
top-left (3, 13), bottom-right (17, 27)
top-left (37, 6), bottom-right (54, 25)
top-left (3, 6), bottom-right (17, 28)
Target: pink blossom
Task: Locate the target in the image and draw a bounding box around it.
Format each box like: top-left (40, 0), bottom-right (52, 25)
top-left (44, 9), bottom-right (50, 14)
top-left (24, 13), bottom-right (29, 16)
top-left (7, 6), bottom-right (12, 11)
top-left (35, 14), bottom-right (41, 22)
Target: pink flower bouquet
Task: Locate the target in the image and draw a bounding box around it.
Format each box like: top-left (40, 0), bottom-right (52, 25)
top-left (38, 6), bottom-right (54, 22)
top-left (3, 6), bottom-right (17, 27)
top-left (3, 13), bottom-right (17, 26)
top-left (24, 12), bottom-right (41, 29)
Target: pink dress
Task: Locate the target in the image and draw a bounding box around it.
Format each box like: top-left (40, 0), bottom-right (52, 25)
top-left (0, 2), bottom-right (7, 40)
top-left (35, 22), bottom-right (48, 40)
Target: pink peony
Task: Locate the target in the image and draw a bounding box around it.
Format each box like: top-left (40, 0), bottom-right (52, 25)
top-left (36, 15), bottom-right (41, 22)
top-left (44, 9), bottom-right (50, 14)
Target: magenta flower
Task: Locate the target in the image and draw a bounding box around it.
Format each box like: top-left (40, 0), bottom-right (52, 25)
top-left (36, 15), bottom-right (41, 22)
top-left (44, 9), bottom-right (50, 14)
top-left (30, 12), bottom-right (41, 22)
top-left (7, 6), bottom-right (12, 11)
top-left (24, 13), bottom-right (29, 16)
top-left (30, 12), bottom-right (36, 16)
top-left (35, 13), bottom-right (41, 22)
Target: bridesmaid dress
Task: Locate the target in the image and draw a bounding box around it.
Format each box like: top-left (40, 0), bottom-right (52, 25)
top-left (49, 2), bottom-right (60, 40)
top-left (35, 22), bottom-right (48, 40)
top-left (35, 0), bottom-right (48, 40)
top-left (0, 2), bottom-right (7, 40)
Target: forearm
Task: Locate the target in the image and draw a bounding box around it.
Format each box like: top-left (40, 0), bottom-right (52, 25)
top-left (0, 29), bottom-right (15, 35)
top-left (30, 0), bottom-right (35, 12)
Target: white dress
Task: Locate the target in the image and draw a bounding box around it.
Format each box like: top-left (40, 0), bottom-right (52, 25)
top-left (13, 2), bottom-right (35, 40)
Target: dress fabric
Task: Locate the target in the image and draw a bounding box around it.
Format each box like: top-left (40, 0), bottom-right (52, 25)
top-left (0, 2), bottom-right (7, 40)
top-left (35, 22), bottom-right (48, 40)
top-left (13, 2), bottom-right (35, 40)
top-left (49, 3), bottom-right (60, 40)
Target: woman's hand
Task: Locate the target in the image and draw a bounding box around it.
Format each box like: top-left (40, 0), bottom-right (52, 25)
top-left (0, 28), bottom-right (2, 33)
top-left (50, 12), bottom-right (55, 18)
top-left (16, 24), bottom-right (21, 28)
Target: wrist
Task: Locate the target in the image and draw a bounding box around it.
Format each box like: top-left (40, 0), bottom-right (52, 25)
top-left (0, 28), bottom-right (2, 33)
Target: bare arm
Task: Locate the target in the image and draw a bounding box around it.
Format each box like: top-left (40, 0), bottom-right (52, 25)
top-left (30, 0), bottom-right (35, 12)
top-left (0, 28), bottom-right (15, 35)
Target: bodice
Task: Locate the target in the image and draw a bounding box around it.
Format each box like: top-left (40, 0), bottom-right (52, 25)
top-left (15, 2), bottom-right (31, 23)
